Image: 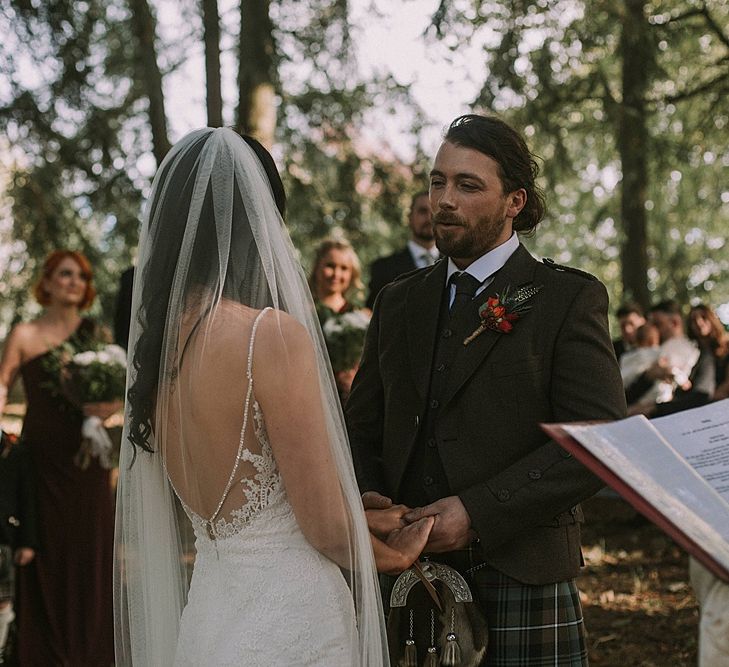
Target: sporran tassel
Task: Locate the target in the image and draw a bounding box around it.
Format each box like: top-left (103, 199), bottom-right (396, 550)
top-left (441, 608), bottom-right (462, 665)
top-left (404, 639), bottom-right (417, 666)
top-left (440, 633), bottom-right (461, 666)
top-left (403, 609), bottom-right (417, 666)
top-left (424, 646), bottom-right (439, 667)
top-left (423, 608), bottom-right (438, 666)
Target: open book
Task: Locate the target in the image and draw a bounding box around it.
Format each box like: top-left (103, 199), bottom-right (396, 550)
top-left (541, 399), bottom-right (729, 583)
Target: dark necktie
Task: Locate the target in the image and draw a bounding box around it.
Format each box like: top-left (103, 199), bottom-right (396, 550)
top-left (449, 271), bottom-right (481, 318)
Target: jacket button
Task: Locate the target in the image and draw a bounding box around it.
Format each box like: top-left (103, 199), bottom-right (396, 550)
top-left (427, 438), bottom-right (437, 449)
top-left (442, 329), bottom-right (453, 338)
top-left (570, 506), bottom-right (578, 516)
top-left (430, 399), bottom-right (439, 409)
top-left (561, 450), bottom-right (572, 459)
top-left (528, 469), bottom-right (542, 480)
top-left (436, 363), bottom-right (446, 372)
top-left (497, 489), bottom-right (510, 502)
top-left (424, 476), bottom-right (434, 486)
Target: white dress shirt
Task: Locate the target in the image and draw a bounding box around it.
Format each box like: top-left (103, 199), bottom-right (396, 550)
top-left (408, 240), bottom-right (439, 269)
top-left (445, 233), bottom-right (520, 307)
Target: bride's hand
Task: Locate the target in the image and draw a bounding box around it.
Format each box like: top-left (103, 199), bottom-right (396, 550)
top-left (379, 516), bottom-right (434, 575)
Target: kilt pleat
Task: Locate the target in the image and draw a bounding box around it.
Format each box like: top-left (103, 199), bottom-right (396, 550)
top-left (472, 566), bottom-right (588, 666)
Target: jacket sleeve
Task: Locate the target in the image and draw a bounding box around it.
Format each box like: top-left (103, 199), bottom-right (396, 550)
top-left (459, 279), bottom-right (627, 552)
top-left (345, 293), bottom-right (387, 494)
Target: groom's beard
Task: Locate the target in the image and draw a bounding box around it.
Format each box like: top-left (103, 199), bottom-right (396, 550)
top-left (433, 209), bottom-right (509, 261)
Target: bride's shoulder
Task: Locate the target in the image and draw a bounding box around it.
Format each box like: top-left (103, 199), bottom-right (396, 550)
top-left (256, 309), bottom-right (311, 350)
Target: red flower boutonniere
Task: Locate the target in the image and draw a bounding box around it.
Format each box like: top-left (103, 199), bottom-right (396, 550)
top-left (463, 284), bottom-right (543, 345)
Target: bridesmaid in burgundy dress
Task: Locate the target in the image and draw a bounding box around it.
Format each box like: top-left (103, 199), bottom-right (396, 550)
top-left (0, 250), bottom-right (118, 666)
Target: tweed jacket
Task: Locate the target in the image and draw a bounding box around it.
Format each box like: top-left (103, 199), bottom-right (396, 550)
top-left (346, 244), bottom-right (627, 584)
top-left (366, 247), bottom-right (417, 309)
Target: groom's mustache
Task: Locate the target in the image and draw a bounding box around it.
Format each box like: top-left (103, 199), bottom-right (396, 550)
top-left (433, 211), bottom-right (466, 227)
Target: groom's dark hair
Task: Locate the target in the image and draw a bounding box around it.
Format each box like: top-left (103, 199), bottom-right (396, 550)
top-left (444, 114), bottom-right (545, 235)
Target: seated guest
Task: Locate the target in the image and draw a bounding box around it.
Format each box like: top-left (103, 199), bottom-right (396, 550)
top-left (621, 322), bottom-right (675, 409)
top-left (613, 301), bottom-right (646, 361)
top-left (630, 302), bottom-right (726, 417)
top-left (686, 303), bottom-right (729, 399)
top-left (626, 300), bottom-right (698, 409)
top-left (366, 191), bottom-right (438, 308)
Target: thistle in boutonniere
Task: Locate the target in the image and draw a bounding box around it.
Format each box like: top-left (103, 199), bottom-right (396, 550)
top-left (463, 284), bottom-right (543, 345)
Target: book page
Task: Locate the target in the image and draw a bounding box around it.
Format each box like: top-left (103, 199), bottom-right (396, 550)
top-left (653, 399), bottom-right (729, 502)
top-left (562, 408), bottom-right (729, 573)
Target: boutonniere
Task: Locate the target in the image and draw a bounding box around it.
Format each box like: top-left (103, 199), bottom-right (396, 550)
top-left (463, 284), bottom-right (543, 345)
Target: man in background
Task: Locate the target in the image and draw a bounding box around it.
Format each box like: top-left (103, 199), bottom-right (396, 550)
top-left (613, 301), bottom-right (646, 361)
top-left (366, 191), bottom-right (438, 308)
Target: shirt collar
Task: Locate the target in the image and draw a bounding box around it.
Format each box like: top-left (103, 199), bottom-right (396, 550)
top-left (408, 240), bottom-right (438, 265)
top-left (445, 232), bottom-right (520, 286)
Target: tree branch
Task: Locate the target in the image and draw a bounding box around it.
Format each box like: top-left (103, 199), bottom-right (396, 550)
top-left (664, 70), bottom-right (729, 103)
top-left (701, 6), bottom-right (729, 50)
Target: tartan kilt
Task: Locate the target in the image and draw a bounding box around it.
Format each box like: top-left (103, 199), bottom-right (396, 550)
top-left (471, 565), bottom-right (588, 666)
top-left (0, 544), bottom-right (15, 602)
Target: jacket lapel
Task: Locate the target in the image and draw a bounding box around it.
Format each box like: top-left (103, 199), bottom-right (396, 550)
top-left (406, 259), bottom-right (448, 402)
top-left (440, 245), bottom-right (538, 408)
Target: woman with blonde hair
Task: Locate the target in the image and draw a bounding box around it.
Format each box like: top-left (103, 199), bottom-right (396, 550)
top-left (309, 238), bottom-right (370, 402)
top-left (309, 238), bottom-right (365, 317)
top-left (0, 249), bottom-right (116, 665)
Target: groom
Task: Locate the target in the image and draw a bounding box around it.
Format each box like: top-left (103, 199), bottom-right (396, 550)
top-left (346, 114), bottom-right (626, 664)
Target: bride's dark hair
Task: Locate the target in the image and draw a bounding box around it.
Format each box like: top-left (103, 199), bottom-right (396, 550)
top-left (127, 131), bottom-right (286, 456)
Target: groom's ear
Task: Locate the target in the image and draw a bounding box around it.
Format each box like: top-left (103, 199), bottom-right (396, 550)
top-left (506, 189), bottom-right (527, 220)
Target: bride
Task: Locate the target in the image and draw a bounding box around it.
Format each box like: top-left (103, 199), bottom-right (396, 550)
top-left (113, 128), bottom-right (432, 666)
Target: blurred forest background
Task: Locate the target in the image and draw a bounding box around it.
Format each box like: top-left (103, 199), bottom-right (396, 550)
top-left (1, 0), bottom-right (728, 337)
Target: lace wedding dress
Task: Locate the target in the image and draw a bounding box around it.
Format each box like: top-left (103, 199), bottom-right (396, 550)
top-left (172, 310), bottom-right (357, 666)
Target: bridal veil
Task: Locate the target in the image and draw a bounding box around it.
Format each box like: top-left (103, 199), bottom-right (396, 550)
top-left (113, 127), bottom-right (388, 665)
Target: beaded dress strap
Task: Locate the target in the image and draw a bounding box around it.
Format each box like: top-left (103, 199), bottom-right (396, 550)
top-left (206, 307), bottom-right (271, 525)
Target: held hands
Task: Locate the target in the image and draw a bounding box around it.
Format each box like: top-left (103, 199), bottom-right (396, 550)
top-left (404, 496), bottom-right (476, 553)
top-left (364, 492), bottom-right (434, 574)
top-left (382, 516), bottom-right (434, 575)
top-left (362, 491), bottom-right (411, 540)
top-left (364, 492), bottom-right (477, 573)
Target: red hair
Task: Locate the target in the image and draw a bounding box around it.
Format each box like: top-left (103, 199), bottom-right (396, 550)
top-left (33, 250), bottom-right (96, 310)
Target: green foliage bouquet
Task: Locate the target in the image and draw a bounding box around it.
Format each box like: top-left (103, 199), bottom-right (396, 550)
top-left (61, 344), bottom-right (127, 405)
top-left (321, 310), bottom-right (370, 373)
top-left (43, 341), bottom-right (126, 469)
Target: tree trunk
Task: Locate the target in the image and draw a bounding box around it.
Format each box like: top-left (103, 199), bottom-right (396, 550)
top-left (237, 0), bottom-right (276, 148)
top-left (128, 0), bottom-right (171, 164)
top-left (617, 0), bottom-right (651, 310)
top-left (202, 0), bottom-right (223, 127)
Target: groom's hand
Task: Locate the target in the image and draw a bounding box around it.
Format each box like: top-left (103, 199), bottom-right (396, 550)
top-left (362, 492), bottom-right (411, 540)
top-left (404, 496), bottom-right (476, 552)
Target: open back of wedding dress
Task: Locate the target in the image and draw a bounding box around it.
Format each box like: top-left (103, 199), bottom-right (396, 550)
top-left (113, 128), bottom-right (388, 666)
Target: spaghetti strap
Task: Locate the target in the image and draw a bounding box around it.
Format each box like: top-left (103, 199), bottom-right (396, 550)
top-left (205, 307), bottom-right (272, 527)
top-left (246, 307), bottom-right (271, 383)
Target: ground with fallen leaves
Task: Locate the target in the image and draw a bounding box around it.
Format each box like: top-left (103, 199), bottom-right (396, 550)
top-left (579, 495), bottom-right (698, 665)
